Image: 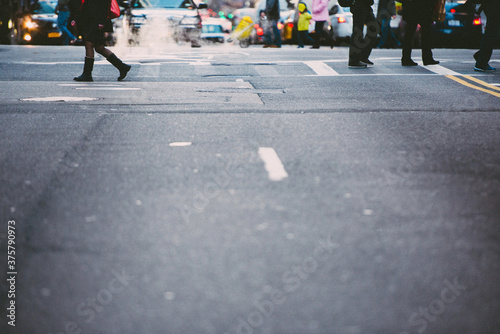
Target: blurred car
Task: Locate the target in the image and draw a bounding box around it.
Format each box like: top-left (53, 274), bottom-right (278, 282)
top-left (201, 18), bottom-right (229, 43)
top-left (430, 2), bottom-right (482, 48)
top-left (18, 0), bottom-right (64, 44)
top-left (328, 2), bottom-right (352, 43)
top-left (393, 1), bottom-right (482, 48)
top-left (123, 0), bottom-right (208, 46)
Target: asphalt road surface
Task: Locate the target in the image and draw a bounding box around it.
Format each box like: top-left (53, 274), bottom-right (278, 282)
top-left (1, 44), bottom-right (500, 334)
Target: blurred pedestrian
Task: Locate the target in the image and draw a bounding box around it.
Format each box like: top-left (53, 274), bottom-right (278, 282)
top-left (68, 0), bottom-right (83, 42)
top-left (311, 0), bottom-right (335, 48)
top-left (297, 2), bottom-right (313, 48)
top-left (401, 0), bottom-right (440, 66)
top-left (73, 0), bottom-right (131, 81)
top-left (259, 10), bottom-right (269, 33)
top-left (263, 0), bottom-right (282, 48)
top-left (465, 0), bottom-right (500, 72)
top-left (348, 0), bottom-right (379, 68)
top-left (376, 0), bottom-right (400, 48)
top-left (55, 0), bottom-right (77, 45)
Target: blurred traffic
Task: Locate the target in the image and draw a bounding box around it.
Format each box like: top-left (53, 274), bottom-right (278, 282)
top-left (0, 0), bottom-right (494, 48)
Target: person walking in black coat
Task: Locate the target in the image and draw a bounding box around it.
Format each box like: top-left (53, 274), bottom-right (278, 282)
top-left (348, 0), bottom-right (379, 68)
top-left (55, 0), bottom-right (77, 45)
top-left (377, 0), bottom-right (400, 48)
top-left (401, 0), bottom-right (440, 66)
top-left (73, 0), bottom-right (130, 81)
top-left (263, 0), bottom-right (282, 48)
top-left (465, 0), bottom-right (500, 72)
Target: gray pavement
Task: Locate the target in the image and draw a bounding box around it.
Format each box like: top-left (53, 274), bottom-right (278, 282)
top-left (1, 44), bottom-right (500, 334)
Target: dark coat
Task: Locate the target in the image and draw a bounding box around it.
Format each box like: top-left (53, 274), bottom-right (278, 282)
top-left (377, 0), bottom-right (396, 19)
top-left (266, 0), bottom-right (281, 21)
top-left (402, 0), bottom-right (437, 22)
top-left (352, 0), bottom-right (374, 8)
top-left (78, 0), bottom-right (113, 43)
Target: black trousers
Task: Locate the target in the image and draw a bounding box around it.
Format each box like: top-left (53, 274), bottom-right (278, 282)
top-left (297, 30), bottom-right (314, 47)
top-left (349, 4), bottom-right (379, 62)
top-left (476, 1), bottom-right (500, 65)
top-left (401, 1), bottom-right (435, 61)
top-left (312, 21), bottom-right (334, 48)
top-left (402, 17), bottom-right (434, 61)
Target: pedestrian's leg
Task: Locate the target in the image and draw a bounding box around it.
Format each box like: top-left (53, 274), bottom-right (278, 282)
top-left (388, 26), bottom-right (401, 48)
top-left (74, 41), bottom-right (94, 81)
top-left (263, 24), bottom-right (272, 46)
top-left (84, 41), bottom-right (94, 58)
top-left (401, 19), bottom-right (417, 66)
top-left (297, 30), bottom-right (304, 48)
top-left (349, 6), bottom-right (368, 65)
top-left (475, 2), bottom-right (500, 70)
top-left (312, 21), bottom-right (324, 48)
top-left (305, 31), bottom-right (314, 45)
top-left (63, 12), bottom-right (76, 42)
top-left (57, 11), bottom-right (76, 45)
top-left (272, 20), bottom-right (282, 47)
top-left (94, 44), bottom-right (112, 58)
top-left (97, 45), bottom-right (131, 81)
top-left (57, 11), bottom-right (74, 45)
top-left (377, 19), bottom-right (388, 48)
top-left (360, 8), bottom-right (378, 62)
top-left (321, 22), bottom-right (335, 48)
top-left (57, 14), bottom-right (67, 45)
top-left (420, 18), bottom-right (439, 65)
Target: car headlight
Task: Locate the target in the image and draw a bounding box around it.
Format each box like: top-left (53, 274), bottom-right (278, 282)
top-left (179, 17), bottom-right (200, 25)
top-left (25, 20), bottom-right (38, 29)
top-left (130, 16), bottom-right (146, 25)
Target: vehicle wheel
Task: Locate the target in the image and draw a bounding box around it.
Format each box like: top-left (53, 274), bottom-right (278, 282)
top-left (240, 39), bottom-right (250, 48)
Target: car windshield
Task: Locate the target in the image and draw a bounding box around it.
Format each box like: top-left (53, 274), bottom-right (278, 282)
top-left (257, 0), bottom-right (293, 10)
top-left (132, 0), bottom-right (193, 9)
top-left (202, 25), bottom-right (222, 33)
top-left (32, 1), bottom-right (56, 14)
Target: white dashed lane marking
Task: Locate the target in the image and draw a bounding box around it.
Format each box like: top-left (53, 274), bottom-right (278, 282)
top-left (169, 142), bottom-right (192, 147)
top-left (258, 147), bottom-right (288, 182)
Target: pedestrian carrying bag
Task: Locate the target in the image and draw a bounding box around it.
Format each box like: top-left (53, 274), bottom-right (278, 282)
top-left (433, 0), bottom-right (446, 22)
top-left (109, 0), bottom-right (120, 19)
top-left (338, 0), bottom-right (353, 7)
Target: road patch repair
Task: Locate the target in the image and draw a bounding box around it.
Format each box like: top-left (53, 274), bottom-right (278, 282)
top-left (13, 81), bottom-right (264, 105)
top-left (20, 97), bottom-right (99, 102)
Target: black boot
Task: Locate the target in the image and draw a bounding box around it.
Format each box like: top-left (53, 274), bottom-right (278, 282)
top-left (402, 48), bottom-right (417, 66)
top-left (106, 53), bottom-right (131, 81)
top-left (422, 49), bottom-right (439, 66)
top-left (74, 57), bottom-right (94, 82)
top-left (402, 58), bottom-right (418, 66)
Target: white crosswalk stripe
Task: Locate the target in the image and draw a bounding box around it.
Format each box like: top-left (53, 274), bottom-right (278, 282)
top-left (13, 58), bottom-right (473, 78)
top-left (304, 61), bottom-right (340, 76)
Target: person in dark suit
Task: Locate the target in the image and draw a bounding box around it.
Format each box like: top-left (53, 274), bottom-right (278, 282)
top-left (401, 0), bottom-right (440, 66)
top-left (55, 0), bottom-right (77, 45)
top-left (73, 0), bottom-right (130, 81)
top-left (348, 0), bottom-right (379, 68)
top-left (465, 0), bottom-right (500, 72)
top-left (377, 0), bottom-right (400, 48)
top-left (263, 0), bottom-right (282, 48)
